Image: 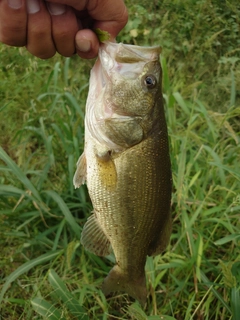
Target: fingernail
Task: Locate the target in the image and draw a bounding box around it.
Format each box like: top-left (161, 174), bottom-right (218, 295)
top-left (47, 3), bottom-right (66, 15)
top-left (26, 0), bottom-right (40, 14)
top-left (7, 0), bottom-right (22, 9)
top-left (76, 39), bottom-right (91, 53)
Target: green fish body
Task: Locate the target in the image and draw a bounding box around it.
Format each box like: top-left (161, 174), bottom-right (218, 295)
top-left (74, 42), bottom-right (172, 305)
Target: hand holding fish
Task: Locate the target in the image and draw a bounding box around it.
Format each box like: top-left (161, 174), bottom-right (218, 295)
top-left (0, 0), bottom-right (128, 59)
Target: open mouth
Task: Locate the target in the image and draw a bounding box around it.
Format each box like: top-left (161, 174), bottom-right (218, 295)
top-left (98, 42), bottom-right (161, 82)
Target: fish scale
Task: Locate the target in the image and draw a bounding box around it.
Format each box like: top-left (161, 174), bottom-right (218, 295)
top-left (73, 41), bottom-right (172, 305)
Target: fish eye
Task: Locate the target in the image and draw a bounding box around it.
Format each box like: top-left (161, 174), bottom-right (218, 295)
top-left (143, 75), bottom-right (157, 89)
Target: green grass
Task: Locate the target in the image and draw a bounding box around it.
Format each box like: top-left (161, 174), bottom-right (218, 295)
top-left (0, 0), bottom-right (240, 319)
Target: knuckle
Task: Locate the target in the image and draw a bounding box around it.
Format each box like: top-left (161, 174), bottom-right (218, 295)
top-left (59, 48), bottom-right (75, 57)
top-left (0, 26), bottom-right (26, 46)
top-left (55, 29), bottom-right (72, 41)
top-left (0, 36), bottom-right (26, 47)
top-left (120, 7), bottom-right (128, 26)
top-left (34, 50), bottom-right (56, 59)
top-left (27, 44), bottom-right (56, 59)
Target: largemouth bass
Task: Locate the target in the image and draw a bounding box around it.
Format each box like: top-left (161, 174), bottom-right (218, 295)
top-left (74, 41), bottom-right (172, 305)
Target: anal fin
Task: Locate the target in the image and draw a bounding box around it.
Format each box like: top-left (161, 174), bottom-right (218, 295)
top-left (81, 213), bottom-right (111, 257)
top-left (73, 152), bottom-right (86, 188)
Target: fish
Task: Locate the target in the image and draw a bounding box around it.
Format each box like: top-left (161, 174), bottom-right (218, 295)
top-left (73, 41), bottom-right (172, 305)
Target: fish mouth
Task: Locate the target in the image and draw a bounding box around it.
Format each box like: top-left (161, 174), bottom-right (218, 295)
top-left (98, 41), bottom-right (161, 85)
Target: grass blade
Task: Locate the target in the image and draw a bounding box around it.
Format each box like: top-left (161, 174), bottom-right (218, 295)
top-left (0, 250), bottom-right (63, 306)
top-left (127, 302), bottom-right (147, 320)
top-left (200, 270), bottom-right (231, 313)
top-left (173, 92), bottom-right (190, 115)
top-left (31, 298), bottom-right (65, 320)
top-left (44, 190), bottom-right (81, 238)
top-left (230, 68), bottom-right (236, 107)
top-left (64, 92), bottom-right (85, 119)
top-left (231, 287), bottom-right (240, 320)
top-left (53, 61), bottom-right (60, 89)
top-left (48, 269), bottom-right (89, 319)
top-left (52, 219), bottom-right (66, 251)
top-left (214, 234), bottom-right (240, 246)
top-left (64, 58), bottom-right (70, 87)
top-left (161, 56), bottom-right (170, 93)
top-left (149, 317), bottom-right (177, 320)
top-left (0, 147), bottom-right (42, 203)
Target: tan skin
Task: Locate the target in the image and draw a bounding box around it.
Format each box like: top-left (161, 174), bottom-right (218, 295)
top-left (0, 0), bottom-right (128, 59)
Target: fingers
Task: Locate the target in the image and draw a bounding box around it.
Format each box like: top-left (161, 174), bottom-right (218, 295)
top-left (46, 0), bottom-right (128, 59)
top-left (47, 3), bottom-right (78, 57)
top-left (0, 0), bottom-right (57, 58)
top-left (0, 0), bottom-right (79, 58)
top-left (28, 1), bottom-right (79, 58)
top-left (0, 0), bottom-right (27, 46)
top-left (26, 0), bottom-right (56, 58)
top-left (89, 0), bottom-right (128, 38)
top-left (75, 29), bottom-right (99, 59)
top-left (47, 0), bottom-right (128, 37)
top-left (0, 0), bottom-right (128, 59)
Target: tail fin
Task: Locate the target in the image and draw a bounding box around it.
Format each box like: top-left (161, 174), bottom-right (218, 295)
top-left (102, 265), bottom-right (147, 305)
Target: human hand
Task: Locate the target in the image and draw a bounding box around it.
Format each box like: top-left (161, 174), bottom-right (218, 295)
top-left (0, 0), bottom-right (128, 59)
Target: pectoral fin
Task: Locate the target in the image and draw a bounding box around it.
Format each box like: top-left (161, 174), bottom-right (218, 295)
top-left (73, 152), bottom-right (86, 188)
top-left (95, 147), bottom-right (117, 191)
top-left (81, 213), bottom-right (111, 257)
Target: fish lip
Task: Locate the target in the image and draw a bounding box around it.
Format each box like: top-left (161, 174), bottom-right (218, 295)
top-left (101, 41), bottom-right (162, 63)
